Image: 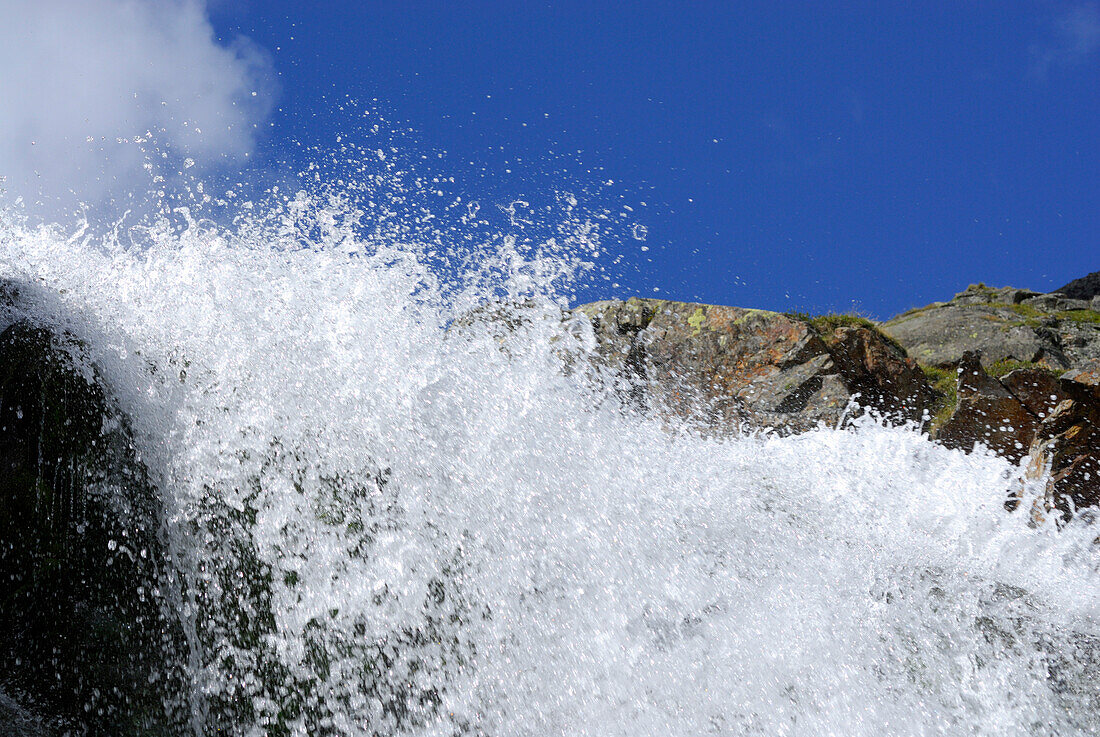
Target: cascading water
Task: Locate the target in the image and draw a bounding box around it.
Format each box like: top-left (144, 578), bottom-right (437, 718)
top-left (1, 153), bottom-right (1099, 736)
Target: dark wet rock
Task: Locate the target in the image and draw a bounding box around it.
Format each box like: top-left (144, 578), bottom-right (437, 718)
top-left (1056, 271), bottom-right (1100, 301)
top-left (822, 323), bottom-right (941, 419)
top-left (1025, 377), bottom-right (1100, 520)
top-left (1000, 368), bottom-right (1069, 420)
top-left (0, 321), bottom-right (187, 736)
top-left (934, 352), bottom-right (1038, 464)
top-left (575, 298), bottom-right (935, 433)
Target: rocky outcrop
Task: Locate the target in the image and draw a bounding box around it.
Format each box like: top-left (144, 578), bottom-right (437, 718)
top-left (879, 280), bottom-right (1100, 518)
top-left (575, 298), bottom-right (936, 433)
top-left (466, 277), bottom-right (1100, 519)
top-left (573, 289), bottom-right (1100, 521)
top-left (1063, 358), bottom-right (1100, 387)
top-left (0, 320), bottom-right (188, 735)
top-left (999, 368), bottom-right (1069, 420)
top-left (1056, 270), bottom-right (1100, 301)
top-left (933, 352), bottom-right (1040, 464)
top-left (1025, 378), bottom-right (1100, 520)
top-left (881, 284), bottom-right (1100, 371)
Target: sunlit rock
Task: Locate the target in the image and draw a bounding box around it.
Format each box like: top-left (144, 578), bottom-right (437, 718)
top-left (882, 282), bottom-right (1100, 371)
top-left (1062, 358), bottom-right (1100, 386)
top-left (575, 298), bottom-right (936, 433)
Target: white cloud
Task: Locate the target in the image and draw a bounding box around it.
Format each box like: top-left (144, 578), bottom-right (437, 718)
top-left (1029, 2), bottom-right (1100, 80)
top-left (0, 0), bottom-right (273, 214)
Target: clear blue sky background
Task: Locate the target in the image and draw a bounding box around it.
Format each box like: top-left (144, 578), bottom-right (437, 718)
top-left (207, 1), bottom-right (1099, 319)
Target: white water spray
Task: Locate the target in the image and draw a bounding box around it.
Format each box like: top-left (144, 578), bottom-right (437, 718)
top-left (1, 170), bottom-right (1099, 736)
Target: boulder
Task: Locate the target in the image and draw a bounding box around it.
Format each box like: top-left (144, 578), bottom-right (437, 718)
top-left (934, 352), bottom-right (1038, 464)
top-left (0, 321), bottom-right (188, 735)
top-left (823, 324), bottom-right (941, 418)
top-left (1025, 378), bottom-right (1100, 520)
top-left (1021, 293), bottom-right (1093, 312)
top-left (575, 298), bottom-right (935, 433)
top-left (1058, 319), bottom-right (1100, 368)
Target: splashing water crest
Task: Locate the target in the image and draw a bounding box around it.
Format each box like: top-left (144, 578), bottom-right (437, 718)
top-left (1, 157), bottom-right (1099, 736)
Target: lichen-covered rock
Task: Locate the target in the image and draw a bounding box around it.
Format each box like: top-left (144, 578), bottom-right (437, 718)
top-left (575, 298), bottom-right (935, 433)
top-left (950, 285), bottom-right (1040, 306)
top-left (0, 321), bottom-right (188, 736)
top-left (1025, 378), bottom-right (1100, 520)
top-left (1062, 358), bottom-right (1100, 387)
top-left (1021, 293), bottom-right (1092, 312)
top-left (934, 352), bottom-right (1038, 464)
top-left (883, 294), bottom-right (1064, 370)
top-left (882, 283), bottom-right (1100, 372)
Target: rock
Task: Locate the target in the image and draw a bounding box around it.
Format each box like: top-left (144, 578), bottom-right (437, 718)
top-left (882, 283), bottom-right (1100, 372)
top-left (1021, 293), bottom-right (1092, 312)
top-left (576, 298), bottom-right (935, 433)
top-left (1056, 271), bottom-right (1100, 301)
top-left (882, 302), bottom-right (1061, 369)
top-left (1058, 319), bottom-right (1100, 368)
top-left (1025, 377), bottom-right (1100, 519)
top-left (1062, 359), bottom-right (1100, 386)
top-left (950, 284), bottom-right (1040, 306)
top-left (1000, 368), bottom-right (1068, 420)
top-left (820, 324), bottom-right (940, 419)
top-left (0, 321), bottom-right (188, 735)
top-left (934, 352), bottom-right (1038, 464)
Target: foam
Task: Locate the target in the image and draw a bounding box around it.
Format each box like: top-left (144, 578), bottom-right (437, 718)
top-left (1, 183), bottom-right (1098, 736)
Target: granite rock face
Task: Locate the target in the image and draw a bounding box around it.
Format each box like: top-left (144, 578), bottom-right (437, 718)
top-left (881, 345), bottom-right (1100, 518)
top-left (881, 284), bottom-right (1100, 371)
top-left (1000, 368), bottom-right (1069, 420)
top-left (575, 298), bottom-right (936, 433)
top-left (0, 321), bottom-right (188, 736)
top-left (879, 280), bottom-right (1100, 517)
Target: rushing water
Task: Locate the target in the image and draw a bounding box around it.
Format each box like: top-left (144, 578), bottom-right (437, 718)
top-left (2, 172), bottom-right (1100, 736)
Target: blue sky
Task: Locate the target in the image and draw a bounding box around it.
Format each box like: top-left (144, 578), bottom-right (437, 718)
top-left (3, 2), bottom-right (1098, 318)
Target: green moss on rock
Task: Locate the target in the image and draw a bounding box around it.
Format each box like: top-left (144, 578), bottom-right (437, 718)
top-left (1058, 309), bottom-right (1100, 325)
top-left (986, 359), bottom-right (1063, 380)
top-left (920, 364), bottom-right (957, 432)
top-left (785, 311), bottom-right (908, 354)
